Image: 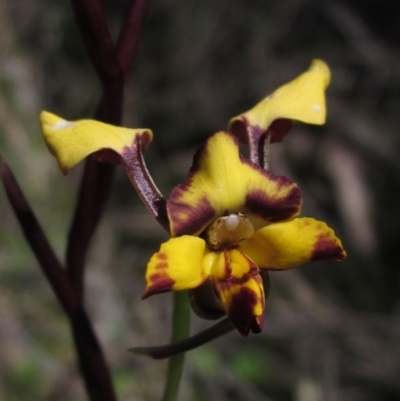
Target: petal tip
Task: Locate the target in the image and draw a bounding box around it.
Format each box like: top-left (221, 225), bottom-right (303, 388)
top-left (222, 278), bottom-right (265, 336)
top-left (310, 58), bottom-right (331, 87)
top-left (142, 274), bottom-right (175, 299)
top-left (311, 227), bottom-right (347, 262)
top-left (40, 110), bottom-right (61, 126)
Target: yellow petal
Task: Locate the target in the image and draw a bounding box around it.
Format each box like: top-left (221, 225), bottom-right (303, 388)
top-left (229, 59), bottom-right (330, 143)
top-left (210, 249), bottom-right (265, 336)
top-left (168, 132), bottom-right (301, 236)
top-left (143, 236), bottom-right (210, 298)
top-left (239, 217), bottom-right (346, 270)
top-left (40, 111), bottom-right (153, 174)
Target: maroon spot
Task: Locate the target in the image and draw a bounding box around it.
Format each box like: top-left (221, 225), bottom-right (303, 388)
top-left (155, 262), bottom-right (168, 270)
top-left (214, 250), bottom-right (258, 284)
top-left (168, 195), bottom-right (216, 236)
top-left (228, 286), bottom-right (265, 337)
top-left (142, 273), bottom-right (175, 299)
top-left (311, 235), bottom-right (346, 261)
top-left (157, 253), bottom-right (168, 260)
top-left (245, 183), bottom-right (301, 222)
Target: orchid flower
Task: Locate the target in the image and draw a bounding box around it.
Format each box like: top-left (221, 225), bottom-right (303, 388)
top-left (143, 132), bottom-right (346, 336)
top-left (40, 59), bottom-right (346, 338)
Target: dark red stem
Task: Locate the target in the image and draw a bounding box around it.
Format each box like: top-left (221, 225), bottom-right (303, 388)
top-left (69, 0), bottom-right (123, 89)
top-left (64, 1), bottom-right (149, 400)
top-left (0, 159), bottom-right (116, 401)
top-left (117, 0), bottom-right (149, 76)
top-left (66, 160), bottom-right (116, 299)
top-left (65, 0), bottom-right (149, 300)
top-left (0, 160), bottom-right (78, 316)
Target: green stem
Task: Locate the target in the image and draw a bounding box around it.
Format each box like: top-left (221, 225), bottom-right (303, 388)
top-left (161, 291), bottom-right (191, 401)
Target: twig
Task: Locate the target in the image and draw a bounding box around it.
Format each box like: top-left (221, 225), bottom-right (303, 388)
top-left (0, 159), bottom-right (78, 316)
top-left (0, 158), bottom-right (117, 401)
top-left (117, 0), bottom-right (149, 75)
top-left (63, 2), bottom-right (150, 400)
top-left (65, 0), bottom-right (149, 300)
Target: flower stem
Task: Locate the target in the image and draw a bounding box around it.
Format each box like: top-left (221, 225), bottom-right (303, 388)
top-left (161, 291), bottom-right (191, 401)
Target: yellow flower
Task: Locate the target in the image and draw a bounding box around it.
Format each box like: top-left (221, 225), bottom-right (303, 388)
top-left (144, 132), bottom-right (346, 336)
top-left (39, 59), bottom-right (343, 337)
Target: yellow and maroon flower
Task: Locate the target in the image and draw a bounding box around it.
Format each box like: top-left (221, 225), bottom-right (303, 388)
top-left (39, 59), bottom-right (344, 338)
top-left (144, 132), bottom-right (346, 336)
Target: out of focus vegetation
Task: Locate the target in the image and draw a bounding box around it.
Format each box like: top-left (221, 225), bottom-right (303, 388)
top-left (1, 0), bottom-right (400, 400)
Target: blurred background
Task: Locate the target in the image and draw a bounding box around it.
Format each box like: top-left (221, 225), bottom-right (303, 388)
top-left (1, 0), bottom-right (400, 400)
